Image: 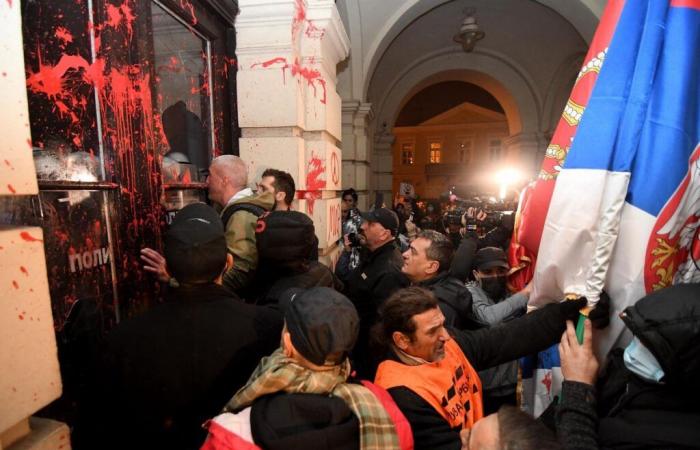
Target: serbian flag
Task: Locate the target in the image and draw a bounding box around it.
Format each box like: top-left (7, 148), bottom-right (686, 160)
top-left (508, 0), bottom-right (624, 291)
top-left (523, 0), bottom-right (700, 415)
top-left (515, 0), bottom-right (624, 415)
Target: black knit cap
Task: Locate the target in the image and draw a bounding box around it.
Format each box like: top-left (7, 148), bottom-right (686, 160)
top-left (279, 287), bottom-right (359, 366)
top-left (474, 246), bottom-right (509, 271)
top-left (164, 202), bottom-right (227, 284)
top-left (361, 208), bottom-right (400, 236)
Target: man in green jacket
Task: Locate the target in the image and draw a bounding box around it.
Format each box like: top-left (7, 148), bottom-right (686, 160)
top-left (142, 155), bottom-right (273, 295)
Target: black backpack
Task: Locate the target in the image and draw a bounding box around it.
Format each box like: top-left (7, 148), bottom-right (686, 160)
top-left (220, 202), bottom-right (267, 228)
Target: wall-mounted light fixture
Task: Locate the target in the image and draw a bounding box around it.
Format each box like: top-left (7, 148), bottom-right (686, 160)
top-left (453, 8), bottom-right (485, 52)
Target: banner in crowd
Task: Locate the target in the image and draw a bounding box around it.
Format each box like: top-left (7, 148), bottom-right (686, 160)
top-left (523, 0), bottom-right (700, 415)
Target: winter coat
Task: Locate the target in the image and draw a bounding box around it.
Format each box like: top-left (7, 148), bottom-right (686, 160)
top-left (595, 283), bottom-right (700, 449)
top-left (418, 272), bottom-right (481, 330)
top-left (95, 284), bottom-right (283, 450)
top-left (221, 190), bottom-right (274, 293)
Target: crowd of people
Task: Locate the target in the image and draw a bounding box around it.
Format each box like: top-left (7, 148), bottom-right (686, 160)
top-left (69, 155), bottom-right (700, 450)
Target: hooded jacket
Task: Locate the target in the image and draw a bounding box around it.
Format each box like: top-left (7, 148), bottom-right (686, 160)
top-left (221, 190), bottom-right (274, 294)
top-left (595, 283), bottom-right (700, 449)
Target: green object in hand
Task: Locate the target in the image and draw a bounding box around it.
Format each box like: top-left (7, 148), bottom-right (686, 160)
top-left (576, 312), bottom-right (587, 344)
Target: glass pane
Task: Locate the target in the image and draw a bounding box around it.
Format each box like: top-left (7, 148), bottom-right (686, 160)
top-left (0, 191), bottom-right (118, 332)
top-left (151, 1), bottom-right (213, 183)
top-left (22, 0), bottom-right (104, 181)
top-left (163, 189), bottom-right (207, 225)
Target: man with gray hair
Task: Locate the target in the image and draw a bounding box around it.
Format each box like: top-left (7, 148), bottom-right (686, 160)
top-left (142, 155), bottom-right (274, 295)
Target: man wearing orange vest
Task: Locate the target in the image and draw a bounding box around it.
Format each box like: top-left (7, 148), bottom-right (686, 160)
top-left (373, 286), bottom-right (592, 450)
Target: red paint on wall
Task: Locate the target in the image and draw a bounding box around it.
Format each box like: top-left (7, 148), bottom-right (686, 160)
top-left (7, 184), bottom-right (16, 194)
top-left (20, 231), bottom-right (43, 242)
top-left (6, 0), bottom-right (12, 9)
top-left (12, 280), bottom-right (19, 289)
top-left (55, 27), bottom-right (74, 44)
top-left (291, 59), bottom-right (327, 104)
top-left (18, 314), bottom-right (24, 320)
top-left (20, 266), bottom-right (29, 276)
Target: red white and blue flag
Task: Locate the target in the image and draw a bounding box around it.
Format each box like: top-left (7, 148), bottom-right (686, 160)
top-left (521, 0), bottom-right (700, 415)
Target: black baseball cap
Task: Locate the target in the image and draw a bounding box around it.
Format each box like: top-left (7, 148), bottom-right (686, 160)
top-left (164, 202), bottom-right (227, 284)
top-left (361, 208), bottom-right (400, 236)
top-left (279, 287), bottom-right (359, 366)
top-left (474, 247), bottom-right (509, 271)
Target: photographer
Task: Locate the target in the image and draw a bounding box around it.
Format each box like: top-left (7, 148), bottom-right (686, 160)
top-left (449, 206), bottom-right (515, 282)
top-left (335, 208), bottom-right (410, 378)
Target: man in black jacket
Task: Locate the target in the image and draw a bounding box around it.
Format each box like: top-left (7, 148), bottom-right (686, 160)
top-left (95, 203), bottom-right (283, 450)
top-left (555, 283), bottom-right (700, 450)
top-left (401, 230), bottom-right (480, 330)
top-left (336, 207), bottom-right (410, 378)
top-left (373, 286), bottom-right (592, 450)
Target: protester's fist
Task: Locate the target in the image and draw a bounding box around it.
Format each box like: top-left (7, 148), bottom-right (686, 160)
top-left (140, 248), bottom-right (171, 283)
top-left (560, 319), bottom-right (599, 385)
top-left (588, 290), bottom-right (611, 329)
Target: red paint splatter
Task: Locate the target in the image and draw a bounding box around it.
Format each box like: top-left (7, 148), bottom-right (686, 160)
top-left (105, 2), bottom-right (136, 39)
top-left (12, 280), bottom-right (19, 289)
top-left (5, 0), bottom-right (12, 9)
top-left (27, 138), bottom-right (32, 149)
top-left (180, 0), bottom-right (198, 25)
top-left (7, 184), bottom-right (16, 194)
top-left (306, 154), bottom-right (326, 191)
top-left (4, 159), bottom-right (11, 167)
top-left (250, 57), bottom-right (326, 104)
top-left (55, 27), bottom-right (73, 44)
top-left (26, 51), bottom-right (90, 99)
top-left (250, 57), bottom-right (288, 70)
top-left (20, 231), bottom-right (43, 242)
top-left (20, 266), bottom-right (29, 276)
top-left (291, 59), bottom-right (327, 104)
top-left (305, 20), bottom-right (325, 38)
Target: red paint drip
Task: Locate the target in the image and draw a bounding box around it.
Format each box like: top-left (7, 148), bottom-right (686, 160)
top-left (306, 154), bottom-right (326, 191)
top-left (251, 57), bottom-right (288, 69)
top-left (55, 27), bottom-right (73, 44)
top-left (180, 0), bottom-right (198, 25)
top-left (291, 59), bottom-right (327, 104)
top-left (7, 184), bottom-right (16, 194)
top-left (20, 266), bottom-right (28, 276)
top-left (105, 2), bottom-right (135, 40)
top-left (12, 280), bottom-right (19, 289)
top-left (20, 231), bottom-right (43, 242)
top-left (18, 314), bottom-right (24, 320)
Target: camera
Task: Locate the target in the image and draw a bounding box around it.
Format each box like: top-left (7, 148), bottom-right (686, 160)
top-left (347, 232), bottom-right (361, 247)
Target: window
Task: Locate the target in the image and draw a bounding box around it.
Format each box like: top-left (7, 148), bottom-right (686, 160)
top-left (401, 143), bottom-right (414, 165)
top-left (429, 141), bottom-right (442, 163)
top-left (458, 138), bottom-right (473, 164)
top-left (489, 139), bottom-right (502, 161)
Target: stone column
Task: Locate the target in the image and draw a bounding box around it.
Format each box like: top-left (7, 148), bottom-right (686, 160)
top-left (372, 129), bottom-right (395, 207)
top-left (341, 100), bottom-right (372, 210)
top-left (236, 0), bottom-right (350, 268)
top-left (502, 131), bottom-right (547, 176)
top-left (0, 2), bottom-right (69, 448)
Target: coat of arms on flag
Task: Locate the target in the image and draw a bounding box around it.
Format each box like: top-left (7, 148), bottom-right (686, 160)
top-left (514, 0), bottom-right (700, 416)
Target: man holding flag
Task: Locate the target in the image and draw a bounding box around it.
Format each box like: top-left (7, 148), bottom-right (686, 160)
top-left (513, 0), bottom-right (700, 416)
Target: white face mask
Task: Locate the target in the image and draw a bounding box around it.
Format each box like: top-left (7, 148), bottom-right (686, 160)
top-left (623, 337), bottom-right (665, 383)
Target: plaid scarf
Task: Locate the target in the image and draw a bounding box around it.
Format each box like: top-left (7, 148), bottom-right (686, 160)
top-left (225, 348), bottom-right (400, 450)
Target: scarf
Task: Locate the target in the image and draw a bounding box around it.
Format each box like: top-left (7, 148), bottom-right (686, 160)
top-left (225, 348), bottom-right (400, 450)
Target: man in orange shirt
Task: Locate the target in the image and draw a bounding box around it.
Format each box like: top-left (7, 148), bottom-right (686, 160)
top-left (373, 287), bottom-right (592, 450)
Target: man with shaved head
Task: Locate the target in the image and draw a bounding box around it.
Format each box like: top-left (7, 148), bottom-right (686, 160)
top-left (142, 155), bottom-right (274, 296)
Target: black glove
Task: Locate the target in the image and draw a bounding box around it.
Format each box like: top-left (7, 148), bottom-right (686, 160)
top-left (559, 297), bottom-right (588, 322)
top-left (588, 290), bottom-right (611, 329)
